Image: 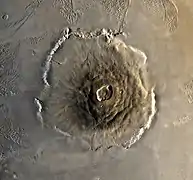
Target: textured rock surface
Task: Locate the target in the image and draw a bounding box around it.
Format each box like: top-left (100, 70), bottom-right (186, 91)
top-left (1, 0), bottom-right (193, 180)
top-left (44, 33), bottom-right (155, 149)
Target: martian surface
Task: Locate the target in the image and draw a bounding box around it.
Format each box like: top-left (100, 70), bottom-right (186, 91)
top-left (1, 0), bottom-right (193, 180)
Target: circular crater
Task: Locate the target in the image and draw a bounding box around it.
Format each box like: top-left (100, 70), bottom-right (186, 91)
top-left (44, 32), bottom-right (156, 149)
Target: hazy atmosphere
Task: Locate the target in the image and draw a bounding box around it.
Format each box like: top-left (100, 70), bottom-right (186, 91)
top-left (1, 0), bottom-right (193, 179)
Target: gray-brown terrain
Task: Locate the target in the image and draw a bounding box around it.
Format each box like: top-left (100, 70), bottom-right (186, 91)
top-left (1, 0), bottom-right (193, 180)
